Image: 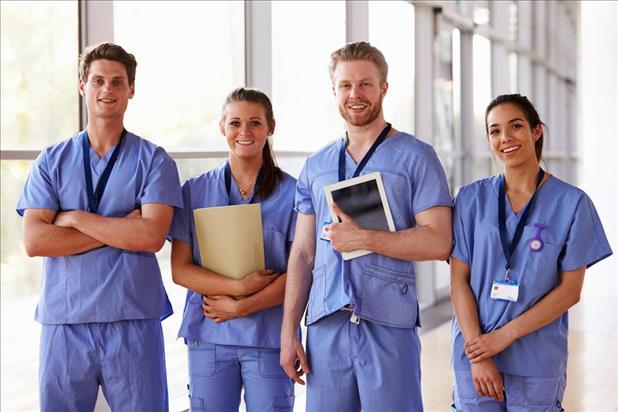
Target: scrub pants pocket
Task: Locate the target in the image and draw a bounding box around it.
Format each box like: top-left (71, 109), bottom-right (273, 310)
top-left (188, 341), bottom-right (216, 377)
top-left (187, 341), bottom-right (216, 412)
top-left (452, 369), bottom-right (506, 412)
top-left (523, 375), bottom-right (565, 411)
top-left (243, 348), bottom-right (294, 412)
top-left (272, 395), bottom-right (295, 412)
top-left (504, 373), bottom-right (565, 412)
top-left (257, 348), bottom-right (288, 379)
top-left (189, 392), bottom-right (206, 412)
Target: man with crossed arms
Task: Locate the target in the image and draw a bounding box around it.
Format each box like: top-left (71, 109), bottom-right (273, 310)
top-left (18, 43), bottom-right (181, 411)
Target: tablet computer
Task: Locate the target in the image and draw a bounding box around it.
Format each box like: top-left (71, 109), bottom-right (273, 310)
top-left (324, 171), bottom-right (396, 260)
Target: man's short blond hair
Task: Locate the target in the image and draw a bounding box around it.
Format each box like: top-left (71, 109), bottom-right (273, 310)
top-left (328, 41), bottom-right (388, 85)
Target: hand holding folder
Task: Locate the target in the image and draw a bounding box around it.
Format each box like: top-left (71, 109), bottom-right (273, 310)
top-left (193, 203), bottom-right (266, 279)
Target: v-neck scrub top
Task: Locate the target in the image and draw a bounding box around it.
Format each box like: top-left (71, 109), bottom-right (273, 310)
top-left (17, 131), bottom-right (183, 324)
top-left (295, 132), bottom-right (453, 328)
top-left (170, 163), bottom-right (297, 348)
top-left (451, 175), bottom-right (612, 377)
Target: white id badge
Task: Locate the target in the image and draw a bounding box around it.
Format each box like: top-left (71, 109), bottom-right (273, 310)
top-left (490, 280), bottom-right (519, 302)
top-left (320, 222), bottom-right (332, 241)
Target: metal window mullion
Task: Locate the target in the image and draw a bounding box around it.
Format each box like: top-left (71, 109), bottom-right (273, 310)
top-left (244, 1), bottom-right (271, 94)
top-left (459, 30), bottom-right (474, 183)
top-left (346, 1), bottom-right (369, 42)
top-left (78, 0), bottom-right (114, 130)
top-left (490, 1), bottom-right (510, 97)
top-left (413, 4), bottom-right (433, 143)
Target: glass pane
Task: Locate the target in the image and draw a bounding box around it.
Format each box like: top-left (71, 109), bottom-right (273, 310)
top-left (470, 156), bottom-right (493, 181)
top-left (0, 1), bottom-right (79, 150)
top-left (1, 160), bottom-right (42, 411)
top-left (509, 1), bottom-right (519, 42)
top-left (369, 1), bottom-right (415, 134)
top-left (113, 1), bottom-right (245, 152)
top-left (272, 1), bottom-right (345, 152)
top-left (459, 0), bottom-right (490, 26)
top-left (472, 35), bottom-right (492, 150)
top-left (434, 260), bottom-right (451, 294)
top-left (433, 20), bottom-right (461, 193)
top-left (509, 52), bottom-right (518, 93)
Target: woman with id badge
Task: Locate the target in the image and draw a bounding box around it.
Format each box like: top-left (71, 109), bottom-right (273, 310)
top-left (170, 88), bottom-right (297, 411)
top-left (450, 94), bottom-right (612, 410)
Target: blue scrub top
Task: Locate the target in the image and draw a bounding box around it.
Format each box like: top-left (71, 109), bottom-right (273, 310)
top-left (451, 175), bottom-right (612, 377)
top-left (170, 162), bottom-right (297, 348)
top-left (296, 132), bottom-right (452, 328)
top-left (17, 131), bottom-right (183, 324)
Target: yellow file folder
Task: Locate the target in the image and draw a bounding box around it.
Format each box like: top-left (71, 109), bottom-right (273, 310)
top-left (193, 203), bottom-right (265, 279)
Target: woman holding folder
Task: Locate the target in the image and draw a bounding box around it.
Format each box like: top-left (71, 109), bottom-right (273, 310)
top-left (170, 88), bottom-right (297, 412)
top-left (450, 94), bottom-right (612, 410)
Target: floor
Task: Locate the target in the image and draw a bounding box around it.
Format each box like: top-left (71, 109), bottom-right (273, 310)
top-left (2, 260), bottom-right (616, 411)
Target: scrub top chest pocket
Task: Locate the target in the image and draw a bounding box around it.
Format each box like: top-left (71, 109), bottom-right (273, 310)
top-left (516, 224), bottom-right (562, 293)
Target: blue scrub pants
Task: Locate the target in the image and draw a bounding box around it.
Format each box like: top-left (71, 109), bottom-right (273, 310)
top-left (306, 310), bottom-right (423, 412)
top-left (39, 319), bottom-right (168, 412)
top-left (187, 341), bottom-right (294, 412)
top-left (452, 369), bottom-right (565, 411)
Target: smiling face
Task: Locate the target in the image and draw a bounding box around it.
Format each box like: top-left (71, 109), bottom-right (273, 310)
top-left (486, 102), bottom-right (543, 169)
top-left (332, 60), bottom-right (388, 127)
top-left (220, 101), bottom-right (273, 161)
top-left (79, 59), bottom-right (134, 122)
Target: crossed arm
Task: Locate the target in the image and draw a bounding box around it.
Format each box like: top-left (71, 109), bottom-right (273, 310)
top-left (23, 203), bottom-right (174, 257)
top-left (450, 256), bottom-right (585, 400)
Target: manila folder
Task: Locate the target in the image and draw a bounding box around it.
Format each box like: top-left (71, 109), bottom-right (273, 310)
top-left (193, 203), bottom-right (265, 279)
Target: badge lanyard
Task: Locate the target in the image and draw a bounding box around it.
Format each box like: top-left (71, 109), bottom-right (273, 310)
top-left (338, 123), bottom-right (391, 182)
top-left (498, 168), bottom-right (545, 281)
top-left (325, 123), bottom-right (391, 236)
top-left (82, 129), bottom-right (127, 213)
top-left (224, 161), bottom-right (264, 205)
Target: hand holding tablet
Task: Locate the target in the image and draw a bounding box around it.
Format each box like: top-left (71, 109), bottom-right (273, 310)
top-left (323, 172), bottom-right (396, 260)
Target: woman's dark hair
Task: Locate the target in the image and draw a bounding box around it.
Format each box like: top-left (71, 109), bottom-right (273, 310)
top-left (485, 94), bottom-right (546, 162)
top-left (221, 87), bottom-right (283, 200)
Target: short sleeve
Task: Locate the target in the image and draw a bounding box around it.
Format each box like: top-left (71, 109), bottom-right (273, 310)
top-left (451, 188), bottom-right (471, 265)
top-left (411, 146), bottom-right (453, 215)
top-left (169, 181), bottom-right (193, 245)
top-left (141, 148), bottom-right (183, 208)
top-left (559, 195), bottom-right (613, 272)
top-left (16, 150), bottom-right (59, 216)
top-left (294, 162), bottom-right (315, 214)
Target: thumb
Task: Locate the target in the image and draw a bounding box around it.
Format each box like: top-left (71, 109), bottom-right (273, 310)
top-left (332, 202), bottom-right (351, 223)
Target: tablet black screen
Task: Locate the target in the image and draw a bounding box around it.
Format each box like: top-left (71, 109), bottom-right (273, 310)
top-left (331, 179), bottom-right (389, 231)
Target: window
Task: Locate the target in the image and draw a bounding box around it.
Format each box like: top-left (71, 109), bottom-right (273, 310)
top-left (471, 34), bottom-right (493, 180)
top-left (432, 20), bottom-right (461, 299)
top-left (1, 1), bottom-right (79, 150)
top-left (369, 1), bottom-right (415, 134)
top-left (460, 0), bottom-right (491, 27)
top-left (433, 21), bottom-right (461, 193)
top-left (113, 1), bottom-right (245, 151)
top-left (1, 2), bottom-right (79, 409)
top-left (271, 0), bottom-right (345, 152)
